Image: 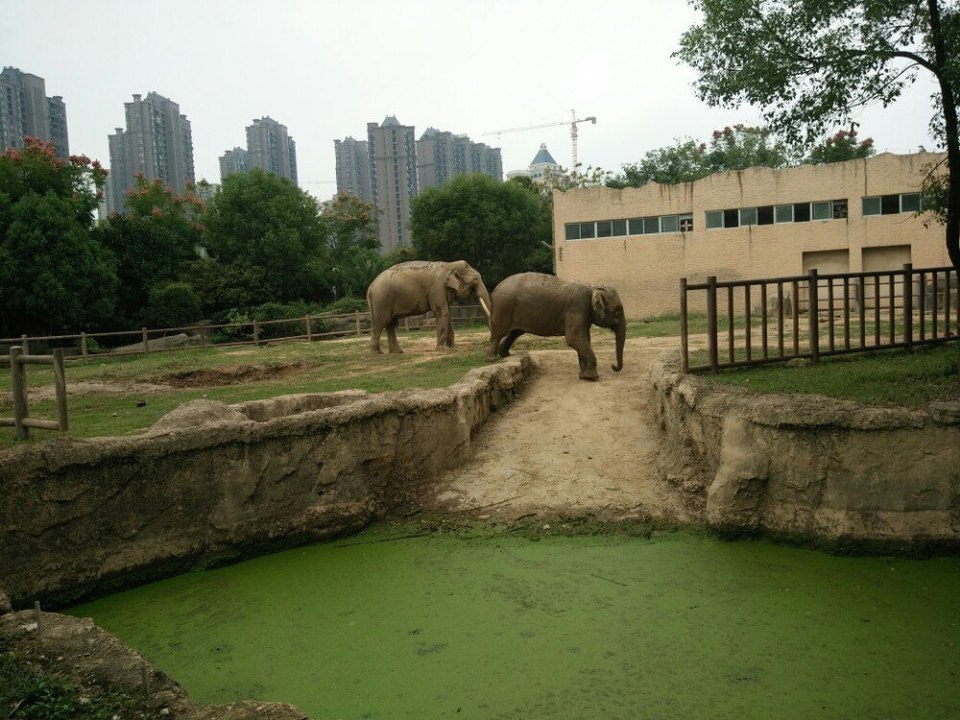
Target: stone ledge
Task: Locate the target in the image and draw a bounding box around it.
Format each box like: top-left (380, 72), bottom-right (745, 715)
top-left (650, 350), bottom-right (960, 548)
top-left (0, 357), bottom-right (534, 609)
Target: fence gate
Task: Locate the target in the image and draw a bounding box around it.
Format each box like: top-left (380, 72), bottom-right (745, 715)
top-left (0, 347), bottom-right (68, 440)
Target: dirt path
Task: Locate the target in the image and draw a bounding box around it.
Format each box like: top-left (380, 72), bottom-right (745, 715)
top-left (428, 338), bottom-right (700, 524)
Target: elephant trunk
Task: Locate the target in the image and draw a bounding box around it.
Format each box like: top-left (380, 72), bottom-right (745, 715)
top-left (475, 282), bottom-right (492, 326)
top-left (611, 318), bottom-right (626, 372)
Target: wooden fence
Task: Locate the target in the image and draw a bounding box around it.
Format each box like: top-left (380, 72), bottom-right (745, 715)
top-left (680, 264), bottom-right (960, 373)
top-left (0, 347), bottom-right (68, 439)
top-left (0, 304), bottom-right (488, 362)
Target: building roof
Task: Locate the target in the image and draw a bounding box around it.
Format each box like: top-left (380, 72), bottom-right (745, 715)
top-left (531, 143), bottom-right (558, 166)
top-left (381, 115), bottom-right (401, 127)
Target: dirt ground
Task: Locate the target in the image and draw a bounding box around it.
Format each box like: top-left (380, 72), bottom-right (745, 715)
top-left (427, 337), bottom-right (702, 525)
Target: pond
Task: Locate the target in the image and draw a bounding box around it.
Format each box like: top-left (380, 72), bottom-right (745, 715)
top-left (68, 527), bottom-right (960, 720)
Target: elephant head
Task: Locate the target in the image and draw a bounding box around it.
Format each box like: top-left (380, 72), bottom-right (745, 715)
top-left (446, 260), bottom-right (492, 323)
top-left (591, 286), bottom-right (626, 372)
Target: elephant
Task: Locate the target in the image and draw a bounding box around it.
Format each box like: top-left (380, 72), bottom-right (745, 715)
top-left (486, 272), bottom-right (626, 380)
top-left (367, 260), bottom-right (492, 353)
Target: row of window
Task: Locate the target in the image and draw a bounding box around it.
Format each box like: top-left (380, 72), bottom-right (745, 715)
top-left (565, 192), bottom-right (924, 239)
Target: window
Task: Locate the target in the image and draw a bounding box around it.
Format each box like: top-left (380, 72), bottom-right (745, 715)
top-left (660, 215), bottom-right (679, 233)
top-left (723, 209), bottom-right (739, 228)
top-left (757, 206), bottom-right (774, 225)
top-left (794, 202), bottom-right (811, 222)
top-left (863, 193), bottom-right (923, 216)
top-left (596, 220), bottom-right (612, 238)
top-left (740, 207), bottom-right (758, 226)
top-left (565, 224), bottom-right (580, 241)
top-left (579, 222), bottom-right (595, 239)
top-left (775, 204), bottom-right (793, 223)
top-left (612, 219), bottom-right (627, 236)
top-left (679, 215), bottom-right (693, 232)
top-left (628, 218), bottom-right (644, 235)
top-left (833, 200), bottom-right (849, 219)
top-left (812, 201), bottom-right (831, 221)
top-left (706, 210), bottom-right (723, 229)
top-left (644, 217), bottom-right (660, 234)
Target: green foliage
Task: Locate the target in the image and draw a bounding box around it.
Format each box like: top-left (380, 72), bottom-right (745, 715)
top-left (805, 128), bottom-right (877, 164)
top-left (674, 0), bottom-right (960, 266)
top-left (145, 281), bottom-right (203, 328)
top-left (610, 125), bottom-right (792, 187)
top-left (323, 295), bottom-right (368, 313)
top-left (98, 176), bottom-right (205, 327)
top-left (202, 169), bottom-right (331, 306)
top-left (410, 173), bottom-right (552, 287)
top-left (0, 139), bottom-right (115, 336)
top-left (322, 192), bottom-right (385, 298)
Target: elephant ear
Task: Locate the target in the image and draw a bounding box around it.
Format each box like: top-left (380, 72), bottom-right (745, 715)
top-left (445, 268), bottom-right (462, 292)
top-left (591, 288), bottom-right (609, 319)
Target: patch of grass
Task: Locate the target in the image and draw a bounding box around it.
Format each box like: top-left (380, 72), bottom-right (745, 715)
top-left (0, 651), bottom-right (150, 720)
top-left (703, 343), bottom-right (960, 407)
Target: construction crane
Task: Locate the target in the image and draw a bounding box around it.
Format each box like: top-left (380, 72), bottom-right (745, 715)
top-left (483, 109), bottom-right (597, 168)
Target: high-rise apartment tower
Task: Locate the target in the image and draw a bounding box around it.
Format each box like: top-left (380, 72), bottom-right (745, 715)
top-left (0, 67), bottom-right (68, 158)
top-left (367, 116), bottom-right (418, 254)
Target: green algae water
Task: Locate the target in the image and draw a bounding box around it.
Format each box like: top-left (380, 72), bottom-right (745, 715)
top-left (69, 529), bottom-right (960, 720)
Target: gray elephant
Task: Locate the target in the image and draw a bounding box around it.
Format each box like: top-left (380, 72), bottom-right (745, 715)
top-left (367, 260), bottom-right (492, 353)
top-left (486, 272), bottom-right (626, 380)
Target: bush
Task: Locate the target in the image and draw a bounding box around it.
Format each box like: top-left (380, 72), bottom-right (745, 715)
top-left (145, 282), bottom-right (203, 329)
top-left (323, 296), bottom-right (368, 314)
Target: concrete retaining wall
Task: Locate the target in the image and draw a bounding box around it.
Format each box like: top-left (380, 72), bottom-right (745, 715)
top-left (0, 357), bottom-right (532, 608)
top-left (650, 352), bottom-right (960, 549)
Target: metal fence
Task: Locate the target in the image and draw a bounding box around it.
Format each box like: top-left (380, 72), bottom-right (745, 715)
top-left (0, 304), bottom-right (489, 362)
top-left (680, 264), bottom-right (960, 373)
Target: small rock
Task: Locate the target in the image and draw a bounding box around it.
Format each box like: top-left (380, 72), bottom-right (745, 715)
top-left (785, 358), bottom-right (811, 368)
top-left (79, 697), bottom-right (91, 705)
top-left (160, 709), bottom-right (170, 716)
top-left (136, 400), bottom-right (147, 407)
top-left (542, 524), bottom-right (551, 530)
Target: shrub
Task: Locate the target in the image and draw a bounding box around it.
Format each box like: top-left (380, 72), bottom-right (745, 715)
top-left (145, 282), bottom-right (203, 329)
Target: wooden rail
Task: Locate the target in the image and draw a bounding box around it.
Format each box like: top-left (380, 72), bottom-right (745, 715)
top-left (681, 264), bottom-right (960, 373)
top-left (0, 347), bottom-right (68, 440)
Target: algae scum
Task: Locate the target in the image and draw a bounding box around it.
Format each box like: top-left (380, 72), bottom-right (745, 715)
top-left (69, 529), bottom-right (960, 720)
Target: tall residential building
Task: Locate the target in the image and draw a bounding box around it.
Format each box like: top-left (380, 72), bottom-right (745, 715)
top-left (219, 147), bottom-right (248, 178)
top-left (105, 92), bottom-right (195, 214)
top-left (245, 117), bottom-right (297, 183)
top-left (334, 136), bottom-right (371, 201)
top-left (416, 127), bottom-right (503, 189)
top-left (367, 115), bottom-right (418, 255)
top-left (0, 67), bottom-right (69, 158)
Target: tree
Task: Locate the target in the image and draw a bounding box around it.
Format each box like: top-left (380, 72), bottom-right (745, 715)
top-left (98, 175), bottom-right (205, 327)
top-left (0, 139), bottom-right (115, 335)
top-left (674, 0), bottom-right (960, 268)
top-left (805, 128), bottom-right (877, 164)
top-left (609, 125), bottom-right (792, 188)
top-left (321, 192), bottom-right (384, 299)
top-left (409, 174), bottom-right (552, 288)
top-left (200, 169), bottom-right (331, 308)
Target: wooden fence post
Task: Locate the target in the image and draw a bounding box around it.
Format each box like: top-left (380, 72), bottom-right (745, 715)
top-left (305, 315), bottom-right (312, 342)
top-left (355, 311), bottom-right (361, 337)
top-left (253, 319), bottom-right (260, 347)
top-left (706, 276), bottom-right (719, 372)
top-left (10, 347), bottom-right (29, 440)
top-left (142, 327), bottom-right (149, 354)
top-left (80, 332), bottom-right (88, 359)
top-left (903, 263), bottom-right (914, 352)
top-left (53, 348), bottom-right (68, 431)
top-left (808, 269), bottom-right (820, 364)
top-left (680, 278), bottom-right (689, 373)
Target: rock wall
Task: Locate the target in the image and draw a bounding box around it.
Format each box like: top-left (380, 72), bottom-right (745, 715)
top-left (651, 352), bottom-right (960, 550)
top-left (0, 358), bottom-right (532, 609)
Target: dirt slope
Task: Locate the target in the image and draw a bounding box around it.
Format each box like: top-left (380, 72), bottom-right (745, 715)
top-left (428, 338), bottom-right (700, 524)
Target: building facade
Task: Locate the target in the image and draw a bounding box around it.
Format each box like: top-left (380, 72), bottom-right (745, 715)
top-left (367, 115), bottom-right (418, 255)
top-left (219, 147), bottom-right (248, 178)
top-left (553, 152), bottom-right (950, 317)
top-left (245, 117), bottom-right (297, 183)
top-left (0, 66), bottom-right (69, 158)
top-left (416, 128), bottom-right (503, 189)
top-left (334, 136), bottom-right (371, 201)
top-left (105, 92), bottom-right (195, 214)
top-left (507, 143), bottom-right (559, 183)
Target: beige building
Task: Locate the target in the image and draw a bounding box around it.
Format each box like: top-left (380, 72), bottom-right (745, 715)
top-left (553, 152), bottom-right (950, 318)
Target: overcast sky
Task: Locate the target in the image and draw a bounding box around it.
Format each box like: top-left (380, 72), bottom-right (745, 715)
top-left (6, 0), bottom-right (943, 198)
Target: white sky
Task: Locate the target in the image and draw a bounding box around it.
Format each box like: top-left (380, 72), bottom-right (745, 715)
top-left (5, 0), bottom-right (943, 198)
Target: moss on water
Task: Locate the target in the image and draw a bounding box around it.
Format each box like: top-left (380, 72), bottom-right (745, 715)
top-left (68, 527), bottom-right (960, 720)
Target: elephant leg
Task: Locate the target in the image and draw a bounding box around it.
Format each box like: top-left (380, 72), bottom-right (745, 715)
top-left (434, 305), bottom-right (451, 350)
top-left (386, 318), bottom-right (403, 353)
top-left (498, 329), bottom-right (524, 357)
top-left (566, 331), bottom-right (599, 380)
top-left (369, 318), bottom-right (384, 354)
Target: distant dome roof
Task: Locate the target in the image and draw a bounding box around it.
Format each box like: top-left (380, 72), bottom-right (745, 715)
top-left (531, 143), bottom-right (557, 166)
